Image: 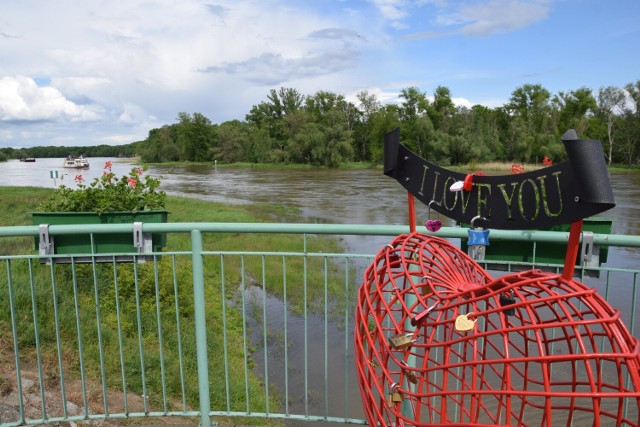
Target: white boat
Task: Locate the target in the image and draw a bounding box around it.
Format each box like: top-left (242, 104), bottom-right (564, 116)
top-left (63, 155), bottom-right (90, 169)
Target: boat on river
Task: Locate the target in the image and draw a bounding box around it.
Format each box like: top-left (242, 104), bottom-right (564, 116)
top-left (63, 155), bottom-right (89, 169)
top-left (19, 157), bottom-right (36, 162)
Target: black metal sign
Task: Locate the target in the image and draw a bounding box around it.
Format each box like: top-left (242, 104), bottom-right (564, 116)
top-left (384, 128), bottom-right (615, 230)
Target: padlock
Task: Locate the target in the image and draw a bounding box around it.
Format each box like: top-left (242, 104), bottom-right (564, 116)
top-left (421, 275), bottom-right (435, 296)
top-left (400, 361), bottom-right (418, 384)
top-left (389, 334), bottom-right (413, 350)
top-left (467, 227), bottom-right (490, 261)
top-left (410, 301), bottom-right (440, 326)
top-left (418, 276), bottom-right (433, 296)
top-left (386, 244), bottom-right (400, 264)
top-left (500, 291), bottom-right (516, 316)
top-left (421, 283), bottom-right (433, 296)
top-left (387, 383), bottom-right (404, 405)
top-left (455, 313), bottom-right (476, 332)
top-left (425, 200), bottom-right (442, 233)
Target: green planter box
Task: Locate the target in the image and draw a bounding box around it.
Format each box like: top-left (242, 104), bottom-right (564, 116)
top-left (32, 210), bottom-right (168, 263)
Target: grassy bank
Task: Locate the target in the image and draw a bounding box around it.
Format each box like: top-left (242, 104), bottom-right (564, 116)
top-left (0, 186), bottom-right (345, 423)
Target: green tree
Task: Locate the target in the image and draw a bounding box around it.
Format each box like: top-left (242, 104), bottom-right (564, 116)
top-left (451, 105), bottom-right (501, 163)
top-left (176, 112), bottom-right (216, 161)
top-left (398, 87), bottom-right (434, 157)
top-left (429, 86), bottom-right (455, 133)
top-left (246, 87), bottom-right (305, 144)
top-left (596, 86), bottom-right (626, 164)
top-left (507, 84), bottom-right (555, 162)
top-left (555, 87), bottom-right (597, 136)
top-left (354, 90), bottom-right (381, 161)
top-left (140, 125), bottom-right (180, 162)
top-left (508, 84), bottom-right (552, 133)
top-left (617, 80), bottom-right (640, 165)
top-left (214, 120), bottom-right (250, 163)
top-left (367, 105), bottom-right (401, 162)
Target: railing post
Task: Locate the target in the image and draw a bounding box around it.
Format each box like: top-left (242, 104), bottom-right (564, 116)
top-left (191, 230), bottom-right (212, 427)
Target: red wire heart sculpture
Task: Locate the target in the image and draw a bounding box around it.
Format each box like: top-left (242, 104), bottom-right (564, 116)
top-left (354, 232), bottom-right (640, 426)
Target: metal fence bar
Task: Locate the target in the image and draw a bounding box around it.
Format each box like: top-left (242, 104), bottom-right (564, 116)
top-left (93, 258), bottom-right (108, 417)
top-left (112, 257), bottom-right (129, 415)
top-left (324, 256), bottom-right (329, 420)
top-left (221, 254), bottom-right (231, 414)
top-left (5, 222), bottom-right (640, 247)
top-left (191, 229), bottom-right (211, 427)
top-left (153, 256), bottom-right (168, 414)
top-left (631, 272), bottom-right (639, 338)
top-left (344, 258), bottom-right (351, 421)
top-left (241, 255), bottom-right (251, 414)
top-left (48, 261), bottom-right (67, 419)
top-left (282, 255), bottom-right (290, 417)
top-left (260, 254), bottom-right (270, 416)
top-left (28, 258), bottom-right (47, 421)
top-left (133, 260), bottom-right (148, 414)
top-left (303, 240), bottom-right (310, 419)
top-left (172, 254), bottom-right (188, 412)
top-left (71, 258), bottom-right (90, 418)
top-left (5, 260), bottom-right (26, 424)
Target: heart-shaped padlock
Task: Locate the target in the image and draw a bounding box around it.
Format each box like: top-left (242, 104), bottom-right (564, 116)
top-left (425, 201), bottom-right (442, 232)
top-left (425, 219), bottom-right (442, 232)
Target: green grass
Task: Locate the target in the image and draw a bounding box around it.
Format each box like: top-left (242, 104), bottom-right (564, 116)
top-left (0, 186), bottom-right (348, 424)
top-left (607, 163), bottom-right (640, 173)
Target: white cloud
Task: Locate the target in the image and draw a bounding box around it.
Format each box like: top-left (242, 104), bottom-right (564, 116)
top-left (117, 104), bottom-right (156, 126)
top-left (51, 77), bottom-right (112, 101)
top-left (382, 0), bottom-right (552, 37)
top-left (344, 86), bottom-right (401, 106)
top-left (0, 76), bottom-right (99, 122)
top-left (449, 0), bottom-right (551, 36)
top-left (452, 97), bottom-right (474, 108)
top-left (370, 0), bottom-right (408, 21)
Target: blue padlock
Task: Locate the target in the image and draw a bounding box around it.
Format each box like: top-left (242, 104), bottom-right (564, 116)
top-left (468, 228), bottom-right (490, 246)
top-left (468, 228), bottom-right (490, 260)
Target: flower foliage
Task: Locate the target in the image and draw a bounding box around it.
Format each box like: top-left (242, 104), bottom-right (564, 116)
top-left (37, 161), bottom-right (166, 213)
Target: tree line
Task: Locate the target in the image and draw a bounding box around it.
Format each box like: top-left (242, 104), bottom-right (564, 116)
top-left (0, 144), bottom-right (137, 162)
top-left (3, 81), bottom-right (640, 167)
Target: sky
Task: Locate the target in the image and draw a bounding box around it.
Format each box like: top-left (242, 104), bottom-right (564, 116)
top-left (0, 0), bottom-right (639, 149)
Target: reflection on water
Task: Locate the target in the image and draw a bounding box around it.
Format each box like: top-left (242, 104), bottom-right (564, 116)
top-left (238, 285), bottom-right (363, 423)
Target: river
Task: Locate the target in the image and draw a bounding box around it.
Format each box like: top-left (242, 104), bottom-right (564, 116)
top-left (1, 157), bottom-right (639, 423)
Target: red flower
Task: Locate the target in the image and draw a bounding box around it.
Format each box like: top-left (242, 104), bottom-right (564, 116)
top-left (127, 177), bottom-right (137, 187)
top-left (543, 155), bottom-right (553, 166)
top-left (511, 164), bottom-right (524, 174)
top-left (104, 160), bottom-right (112, 170)
top-left (133, 167), bottom-right (143, 176)
top-left (74, 175), bottom-right (84, 183)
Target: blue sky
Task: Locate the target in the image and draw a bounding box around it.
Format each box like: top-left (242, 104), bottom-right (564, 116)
top-left (1, 0), bottom-right (639, 148)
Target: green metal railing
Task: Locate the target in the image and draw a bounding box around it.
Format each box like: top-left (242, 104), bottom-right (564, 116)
top-left (0, 222), bottom-right (639, 426)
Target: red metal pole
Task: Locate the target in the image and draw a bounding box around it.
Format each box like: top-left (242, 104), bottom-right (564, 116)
top-left (562, 219), bottom-right (583, 280)
top-left (407, 192), bottom-right (416, 233)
